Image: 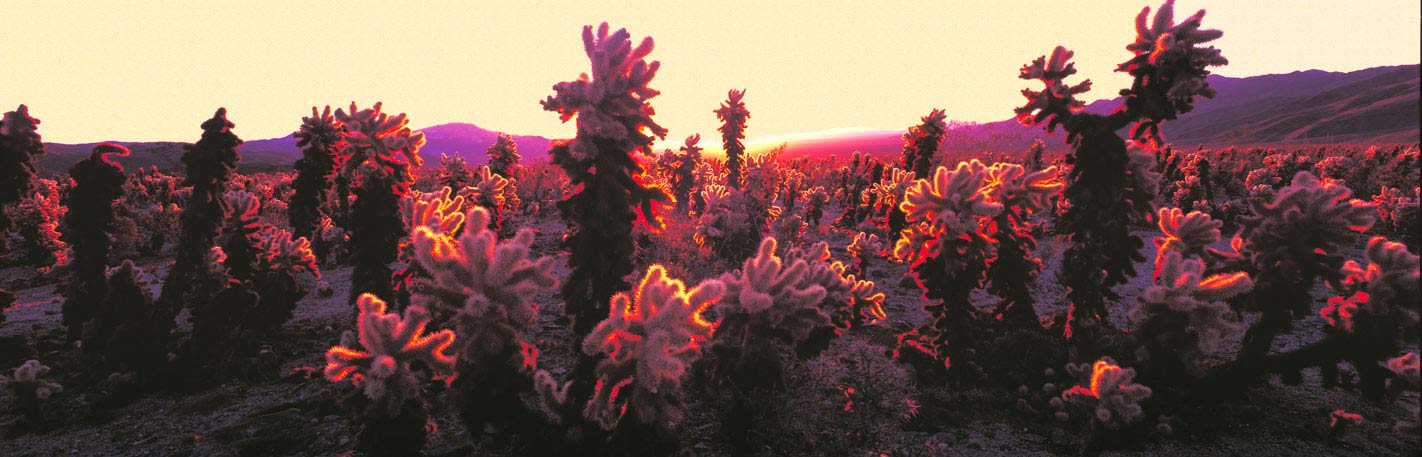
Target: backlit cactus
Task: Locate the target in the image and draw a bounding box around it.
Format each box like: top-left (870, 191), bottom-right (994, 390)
top-left (716, 89), bottom-right (750, 189)
top-left (711, 237), bottom-right (829, 388)
top-left (1061, 358), bottom-right (1153, 429)
top-left (486, 132), bottom-right (522, 178)
top-left (1305, 237), bottom-right (1419, 399)
top-left (982, 163), bottom-right (1063, 322)
top-left (408, 206), bottom-right (558, 434)
top-left (1014, 0), bottom-right (1220, 346)
top-left (290, 106), bottom-right (345, 258)
top-left (337, 102), bottom-right (426, 305)
top-left (1131, 251), bottom-right (1250, 377)
top-left (325, 293), bottom-right (455, 456)
top-left (1234, 172), bottom-right (1374, 372)
top-left (901, 108), bottom-right (949, 179)
top-left (581, 265), bottom-right (723, 431)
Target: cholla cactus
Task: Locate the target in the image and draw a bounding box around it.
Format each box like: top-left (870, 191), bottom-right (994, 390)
top-left (486, 132), bottom-right (522, 177)
top-left (1, 359), bottom-right (63, 422)
top-left (290, 106), bottom-right (345, 256)
top-left (1309, 237), bottom-right (1419, 399)
top-left (87, 260), bottom-right (168, 377)
top-left (1130, 251), bottom-right (1250, 377)
top-left (7, 189), bottom-right (66, 268)
top-left (711, 237), bottom-right (829, 388)
top-left (1153, 207), bottom-right (1221, 265)
top-left (787, 241), bottom-right (885, 332)
top-left (846, 232), bottom-right (884, 278)
top-left (893, 161), bottom-right (999, 381)
top-left (436, 153), bottom-right (472, 191)
top-left (667, 134), bottom-right (703, 214)
top-left (463, 165), bottom-right (509, 233)
top-left (0, 104), bottom-right (46, 233)
top-left (542, 24), bottom-right (670, 358)
top-left (1061, 358), bottom-right (1153, 429)
top-left (581, 265), bottom-right (724, 431)
top-left (61, 143), bottom-right (129, 342)
top-left (716, 89), bottom-right (750, 189)
top-left (1235, 172), bottom-right (1374, 370)
top-left (1015, 1), bottom-right (1216, 345)
top-left (1372, 186), bottom-right (1419, 249)
top-left (337, 102), bottom-right (426, 305)
top-left (694, 183), bottom-right (760, 262)
top-left (872, 167), bottom-right (916, 239)
top-left (803, 186), bottom-right (830, 227)
top-left (325, 293), bottom-right (455, 456)
top-left (408, 206), bottom-right (558, 434)
top-left (220, 190), bottom-right (265, 281)
top-left (1388, 352), bottom-right (1421, 434)
top-left (1118, 0), bottom-right (1229, 145)
top-left (158, 108), bottom-right (242, 331)
top-left (982, 163), bottom-right (1063, 323)
top-left (901, 108), bottom-right (949, 179)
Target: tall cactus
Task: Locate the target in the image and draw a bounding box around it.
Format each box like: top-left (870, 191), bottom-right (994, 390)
top-left (60, 144), bottom-right (129, 343)
top-left (1, 105), bottom-right (47, 324)
top-left (290, 106), bottom-right (345, 262)
top-left (1014, 0), bottom-right (1225, 347)
top-left (716, 89), bottom-right (750, 190)
top-left (158, 108), bottom-right (242, 325)
top-left (336, 102), bottom-right (425, 305)
top-left (542, 23), bottom-right (671, 424)
top-left (486, 132), bottom-right (522, 177)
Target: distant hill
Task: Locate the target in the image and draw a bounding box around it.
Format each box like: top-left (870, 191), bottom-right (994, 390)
top-left (37, 123), bottom-right (553, 175)
top-left (35, 64), bottom-right (1418, 175)
top-left (771, 64), bottom-right (1420, 160)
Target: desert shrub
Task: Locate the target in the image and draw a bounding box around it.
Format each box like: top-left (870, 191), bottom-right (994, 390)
top-left (325, 293), bottom-right (455, 457)
top-left (716, 89), bottom-right (750, 189)
top-left (780, 339), bottom-right (917, 455)
top-left (61, 144), bottom-right (129, 343)
top-left (337, 102), bottom-right (425, 305)
top-left (1014, 0), bottom-right (1225, 350)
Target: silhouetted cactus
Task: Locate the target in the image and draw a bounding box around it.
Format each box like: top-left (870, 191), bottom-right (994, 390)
top-left (667, 134), bottom-right (702, 214)
top-left (0, 359), bottom-right (63, 423)
top-left (436, 153), bottom-right (472, 191)
top-left (289, 106), bottom-right (345, 262)
top-left (463, 165), bottom-right (508, 234)
top-left (61, 144), bottom-right (129, 343)
top-left (158, 108), bottom-right (242, 328)
top-left (408, 206), bottom-right (559, 438)
top-left (901, 109), bottom-right (948, 179)
top-left (336, 102), bottom-right (425, 305)
top-left (1014, 0), bottom-right (1222, 346)
top-left (486, 132), bottom-right (522, 177)
top-left (716, 89), bottom-right (750, 189)
top-left (325, 293), bottom-right (455, 457)
top-left (0, 104), bottom-right (46, 233)
top-left (86, 260), bottom-right (169, 378)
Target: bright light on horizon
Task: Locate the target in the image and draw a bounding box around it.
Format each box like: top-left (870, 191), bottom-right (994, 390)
top-left (2, 0), bottom-right (1417, 146)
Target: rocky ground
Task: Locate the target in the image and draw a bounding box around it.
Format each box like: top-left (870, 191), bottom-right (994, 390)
top-left (0, 208), bottom-right (1417, 456)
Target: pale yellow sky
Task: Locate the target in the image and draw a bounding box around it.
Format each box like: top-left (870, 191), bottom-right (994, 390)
top-left (2, 1), bottom-right (1418, 145)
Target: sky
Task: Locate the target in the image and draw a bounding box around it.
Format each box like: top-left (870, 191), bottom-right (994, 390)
top-left (2, 0), bottom-right (1418, 147)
